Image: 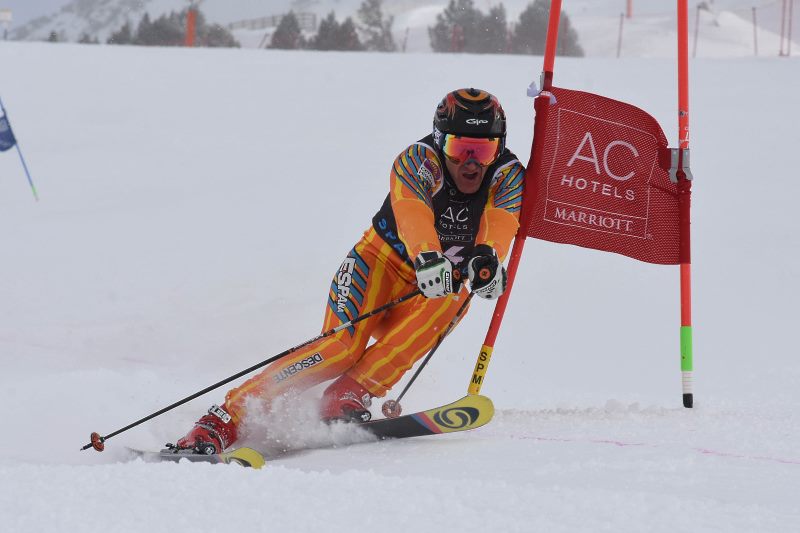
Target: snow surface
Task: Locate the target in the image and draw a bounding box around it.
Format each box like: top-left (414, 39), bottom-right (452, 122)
top-left (1, 40), bottom-right (799, 532)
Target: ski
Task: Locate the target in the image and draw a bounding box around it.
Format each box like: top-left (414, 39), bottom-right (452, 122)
top-left (128, 446), bottom-right (265, 469)
top-left (255, 394), bottom-right (495, 458)
top-left (360, 394), bottom-right (494, 439)
top-left (127, 395), bottom-right (493, 467)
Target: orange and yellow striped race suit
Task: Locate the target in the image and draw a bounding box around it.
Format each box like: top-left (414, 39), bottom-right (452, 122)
top-left (223, 134), bottom-right (524, 425)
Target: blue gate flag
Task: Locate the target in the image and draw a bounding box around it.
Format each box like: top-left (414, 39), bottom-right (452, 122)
top-left (0, 113), bottom-right (16, 152)
top-left (0, 96), bottom-right (39, 201)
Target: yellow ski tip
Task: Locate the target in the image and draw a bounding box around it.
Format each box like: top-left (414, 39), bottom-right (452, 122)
top-left (425, 394), bottom-right (495, 433)
top-left (221, 447), bottom-right (266, 469)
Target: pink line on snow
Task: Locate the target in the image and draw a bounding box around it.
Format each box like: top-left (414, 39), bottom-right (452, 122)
top-left (693, 447), bottom-right (800, 465)
top-left (510, 435), bottom-right (800, 466)
top-left (530, 436), bottom-right (649, 448)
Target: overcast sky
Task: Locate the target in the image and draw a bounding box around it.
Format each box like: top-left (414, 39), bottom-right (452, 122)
top-left (1, 0), bottom-right (73, 25)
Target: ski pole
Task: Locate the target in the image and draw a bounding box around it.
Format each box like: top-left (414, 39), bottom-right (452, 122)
top-left (82, 289), bottom-right (422, 451)
top-left (381, 291), bottom-right (474, 418)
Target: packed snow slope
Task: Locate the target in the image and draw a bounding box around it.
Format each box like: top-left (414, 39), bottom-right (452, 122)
top-left (1, 42), bottom-right (799, 532)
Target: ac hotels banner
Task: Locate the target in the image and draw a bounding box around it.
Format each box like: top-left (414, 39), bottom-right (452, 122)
top-left (525, 87), bottom-right (681, 265)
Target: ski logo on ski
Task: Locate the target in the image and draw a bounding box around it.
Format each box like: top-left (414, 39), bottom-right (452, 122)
top-left (416, 406), bottom-right (480, 432)
top-left (362, 394), bottom-right (494, 439)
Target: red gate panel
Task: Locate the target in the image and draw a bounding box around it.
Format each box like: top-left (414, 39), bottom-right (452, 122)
top-left (525, 87), bottom-right (680, 265)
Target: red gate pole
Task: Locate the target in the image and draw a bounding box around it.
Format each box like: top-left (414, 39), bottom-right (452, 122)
top-left (185, 4), bottom-right (197, 47)
top-left (467, 0), bottom-right (562, 395)
top-left (677, 0), bottom-right (694, 408)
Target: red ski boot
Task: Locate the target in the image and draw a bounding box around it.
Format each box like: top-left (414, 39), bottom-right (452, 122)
top-left (320, 375), bottom-right (373, 423)
top-left (175, 405), bottom-right (238, 454)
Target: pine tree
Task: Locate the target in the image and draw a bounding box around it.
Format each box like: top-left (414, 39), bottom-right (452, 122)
top-left (78, 33), bottom-right (99, 44)
top-left (510, 0), bottom-right (583, 56)
top-left (107, 8), bottom-right (238, 48)
top-left (108, 21), bottom-right (133, 45)
top-left (338, 17), bottom-right (364, 51)
top-left (146, 11), bottom-right (183, 46)
top-left (133, 13), bottom-right (154, 45)
top-left (428, 0), bottom-right (483, 53)
top-left (357, 0), bottom-right (396, 52)
top-left (477, 5), bottom-right (508, 54)
top-left (193, 9), bottom-right (239, 48)
top-left (270, 11), bottom-right (304, 49)
top-left (201, 23), bottom-right (240, 48)
top-left (309, 12), bottom-right (363, 51)
top-left (310, 12), bottom-right (340, 50)
top-left (556, 15), bottom-right (583, 56)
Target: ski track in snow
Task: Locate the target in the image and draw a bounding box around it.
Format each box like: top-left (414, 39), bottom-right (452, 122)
top-left (0, 40), bottom-right (799, 532)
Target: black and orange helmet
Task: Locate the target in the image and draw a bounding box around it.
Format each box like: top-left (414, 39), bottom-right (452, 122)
top-left (433, 88), bottom-right (506, 149)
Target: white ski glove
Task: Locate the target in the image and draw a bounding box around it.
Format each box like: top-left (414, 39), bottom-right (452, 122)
top-left (467, 245), bottom-right (507, 300)
top-left (414, 251), bottom-right (455, 298)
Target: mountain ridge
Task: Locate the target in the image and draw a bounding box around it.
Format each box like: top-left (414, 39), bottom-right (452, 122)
top-left (7, 0), bottom-right (796, 57)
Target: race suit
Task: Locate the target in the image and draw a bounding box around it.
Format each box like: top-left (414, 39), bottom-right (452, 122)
top-left (223, 134), bottom-right (524, 424)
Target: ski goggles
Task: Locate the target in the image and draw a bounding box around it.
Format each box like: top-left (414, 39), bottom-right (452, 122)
top-left (440, 134), bottom-right (502, 166)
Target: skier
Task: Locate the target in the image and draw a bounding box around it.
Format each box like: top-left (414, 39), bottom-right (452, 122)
top-left (175, 88), bottom-right (525, 454)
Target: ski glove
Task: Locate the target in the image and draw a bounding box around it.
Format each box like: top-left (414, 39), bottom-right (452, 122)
top-left (414, 251), bottom-right (455, 298)
top-left (467, 245), bottom-right (507, 300)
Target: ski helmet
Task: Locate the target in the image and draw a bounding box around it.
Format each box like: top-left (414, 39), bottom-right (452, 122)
top-left (433, 88), bottom-right (506, 152)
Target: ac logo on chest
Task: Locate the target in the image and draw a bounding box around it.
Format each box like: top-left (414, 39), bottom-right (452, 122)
top-left (439, 206), bottom-right (470, 231)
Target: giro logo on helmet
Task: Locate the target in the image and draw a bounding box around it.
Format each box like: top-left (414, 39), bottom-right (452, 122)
top-left (433, 88), bottom-right (507, 153)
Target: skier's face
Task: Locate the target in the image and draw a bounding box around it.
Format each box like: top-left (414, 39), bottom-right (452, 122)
top-left (445, 158), bottom-right (489, 194)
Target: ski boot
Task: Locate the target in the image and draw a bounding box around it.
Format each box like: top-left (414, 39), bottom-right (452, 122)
top-left (173, 405), bottom-right (238, 455)
top-left (320, 375), bottom-right (373, 423)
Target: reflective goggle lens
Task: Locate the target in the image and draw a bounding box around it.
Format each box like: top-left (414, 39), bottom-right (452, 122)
top-left (441, 135), bottom-right (501, 166)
